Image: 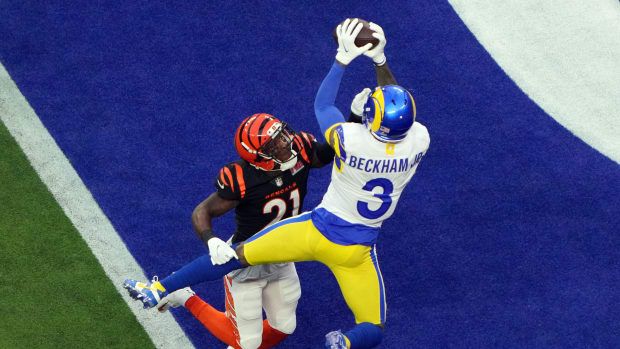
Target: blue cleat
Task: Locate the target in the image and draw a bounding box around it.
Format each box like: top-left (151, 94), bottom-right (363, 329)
top-left (325, 330), bottom-right (348, 349)
top-left (123, 277), bottom-right (168, 309)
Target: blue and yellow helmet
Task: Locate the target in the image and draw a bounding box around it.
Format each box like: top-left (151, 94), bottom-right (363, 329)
top-left (362, 85), bottom-right (416, 142)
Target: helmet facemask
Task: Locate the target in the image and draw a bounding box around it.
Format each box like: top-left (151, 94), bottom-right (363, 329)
top-left (257, 122), bottom-right (298, 171)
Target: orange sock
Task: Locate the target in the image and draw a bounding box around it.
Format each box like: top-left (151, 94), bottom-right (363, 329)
top-left (185, 295), bottom-right (241, 349)
top-left (258, 320), bottom-right (289, 349)
top-left (186, 295), bottom-right (290, 349)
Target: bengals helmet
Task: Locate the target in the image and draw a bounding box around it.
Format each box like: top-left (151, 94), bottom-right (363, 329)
top-left (235, 113), bottom-right (298, 171)
top-left (363, 85), bottom-right (416, 142)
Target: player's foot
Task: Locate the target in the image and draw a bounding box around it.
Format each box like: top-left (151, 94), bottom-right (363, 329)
top-left (123, 277), bottom-right (168, 309)
top-left (157, 287), bottom-right (195, 312)
top-left (325, 330), bottom-right (347, 349)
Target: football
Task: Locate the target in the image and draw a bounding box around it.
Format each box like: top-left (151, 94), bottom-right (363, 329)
top-left (332, 18), bottom-right (379, 49)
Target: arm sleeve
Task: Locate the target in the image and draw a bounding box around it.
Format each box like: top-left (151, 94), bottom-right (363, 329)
top-left (314, 62), bottom-right (346, 136)
top-left (315, 141), bottom-right (336, 164)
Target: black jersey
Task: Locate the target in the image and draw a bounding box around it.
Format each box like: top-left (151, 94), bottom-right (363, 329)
top-left (215, 132), bottom-right (319, 244)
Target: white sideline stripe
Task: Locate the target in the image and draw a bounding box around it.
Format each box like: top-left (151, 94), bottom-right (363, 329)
top-left (0, 62), bottom-right (194, 349)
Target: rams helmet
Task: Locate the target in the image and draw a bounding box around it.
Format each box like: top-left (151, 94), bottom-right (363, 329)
top-left (362, 85), bottom-right (416, 142)
top-left (235, 113), bottom-right (298, 171)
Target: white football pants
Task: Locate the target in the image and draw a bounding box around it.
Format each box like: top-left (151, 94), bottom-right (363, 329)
top-left (224, 262), bottom-right (301, 349)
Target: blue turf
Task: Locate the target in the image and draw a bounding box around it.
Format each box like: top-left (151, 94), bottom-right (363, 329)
top-left (1, 1), bottom-right (619, 348)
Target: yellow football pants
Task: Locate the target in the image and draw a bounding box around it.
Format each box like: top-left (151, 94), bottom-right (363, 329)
top-left (244, 212), bottom-right (386, 324)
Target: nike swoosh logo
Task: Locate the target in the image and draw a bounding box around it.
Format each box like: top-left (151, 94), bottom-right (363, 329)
top-left (217, 179), bottom-right (225, 189)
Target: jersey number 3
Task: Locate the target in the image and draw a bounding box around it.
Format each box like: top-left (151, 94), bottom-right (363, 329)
top-left (357, 178), bottom-right (393, 219)
top-left (263, 188), bottom-right (301, 227)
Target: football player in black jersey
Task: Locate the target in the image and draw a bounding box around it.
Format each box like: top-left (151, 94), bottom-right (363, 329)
top-left (157, 113), bottom-right (335, 349)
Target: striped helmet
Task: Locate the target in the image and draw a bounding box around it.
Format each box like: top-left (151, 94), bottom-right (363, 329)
top-left (234, 113), bottom-right (298, 171)
top-left (362, 85), bottom-right (416, 142)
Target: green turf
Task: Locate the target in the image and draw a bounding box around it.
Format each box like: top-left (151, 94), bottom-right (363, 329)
top-left (0, 121), bottom-right (155, 348)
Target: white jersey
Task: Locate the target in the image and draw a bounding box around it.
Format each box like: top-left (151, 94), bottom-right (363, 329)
top-left (317, 122), bottom-right (430, 229)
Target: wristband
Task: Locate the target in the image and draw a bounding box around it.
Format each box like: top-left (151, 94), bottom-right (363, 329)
top-left (199, 229), bottom-right (215, 245)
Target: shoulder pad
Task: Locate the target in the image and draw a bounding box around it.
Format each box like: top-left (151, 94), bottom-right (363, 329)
top-left (215, 162), bottom-right (247, 199)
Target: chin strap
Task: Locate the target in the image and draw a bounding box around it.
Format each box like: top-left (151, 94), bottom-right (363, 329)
top-left (272, 143), bottom-right (298, 171)
top-left (278, 156), bottom-right (297, 170)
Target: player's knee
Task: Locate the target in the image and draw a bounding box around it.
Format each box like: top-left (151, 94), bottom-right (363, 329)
top-left (272, 313), bottom-right (297, 334)
top-left (239, 334), bottom-right (262, 349)
top-left (279, 280), bottom-right (301, 305)
top-left (274, 278), bottom-right (300, 333)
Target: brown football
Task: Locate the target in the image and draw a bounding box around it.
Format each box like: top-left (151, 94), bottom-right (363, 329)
top-left (332, 18), bottom-right (379, 49)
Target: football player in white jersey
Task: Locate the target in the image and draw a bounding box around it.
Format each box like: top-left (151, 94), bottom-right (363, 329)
top-left (124, 18), bottom-right (429, 349)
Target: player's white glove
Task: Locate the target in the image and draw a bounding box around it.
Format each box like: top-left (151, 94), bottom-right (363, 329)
top-left (335, 18), bottom-right (373, 66)
top-left (364, 22), bottom-right (387, 65)
top-left (207, 237), bottom-right (238, 265)
top-left (157, 287), bottom-right (195, 312)
top-left (351, 88), bottom-right (372, 116)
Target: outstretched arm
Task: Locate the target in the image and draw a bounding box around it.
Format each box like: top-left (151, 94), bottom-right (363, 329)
top-left (314, 62), bottom-right (347, 135)
top-left (375, 63), bottom-right (397, 86)
top-left (346, 21), bottom-right (398, 124)
top-left (315, 18), bottom-right (372, 136)
top-left (364, 22), bottom-right (397, 86)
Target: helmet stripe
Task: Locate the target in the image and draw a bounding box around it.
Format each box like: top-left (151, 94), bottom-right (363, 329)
top-left (236, 118), bottom-right (247, 151)
top-left (371, 98), bottom-right (383, 132)
top-left (238, 117), bottom-right (255, 153)
top-left (249, 114), bottom-right (276, 150)
top-left (374, 88), bottom-right (385, 109)
top-left (245, 115), bottom-right (263, 150)
top-left (259, 119), bottom-right (277, 148)
top-left (371, 88), bottom-right (385, 132)
top-left (407, 91), bottom-right (416, 119)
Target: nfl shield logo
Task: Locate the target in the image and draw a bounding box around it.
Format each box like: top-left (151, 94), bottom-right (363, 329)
top-left (274, 177), bottom-right (283, 187)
